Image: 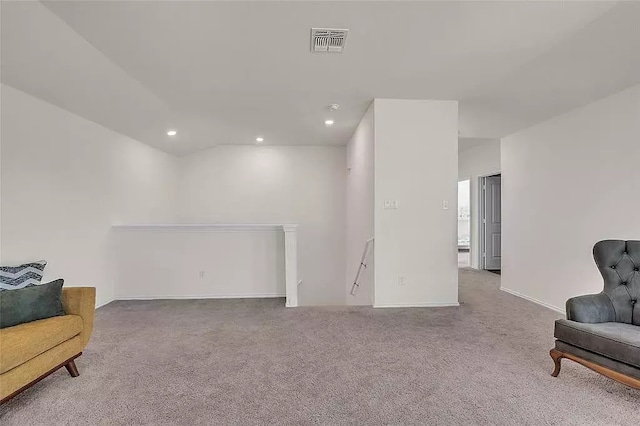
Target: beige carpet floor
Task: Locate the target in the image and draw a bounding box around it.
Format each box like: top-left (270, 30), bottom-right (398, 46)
top-left (1, 269), bottom-right (638, 425)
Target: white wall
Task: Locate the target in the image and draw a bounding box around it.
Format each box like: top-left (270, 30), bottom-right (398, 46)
top-left (501, 84), bottom-right (640, 312)
top-left (1, 86), bottom-right (347, 307)
top-left (373, 99), bottom-right (459, 307)
top-left (345, 104), bottom-right (375, 305)
top-left (176, 145), bottom-right (346, 306)
top-left (458, 140), bottom-right (501, 269)
top-left (0, 87), bottom-right (3, 262)
top-left (113, 226), bottom-right (286, 299)
top-left (0, 85), bottom-right (177, 307)
top-left (0, 86), bottom-right (462, 309)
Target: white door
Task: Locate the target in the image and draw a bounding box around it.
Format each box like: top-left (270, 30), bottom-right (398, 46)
top-left (482, 175), bottom-right (501, 270)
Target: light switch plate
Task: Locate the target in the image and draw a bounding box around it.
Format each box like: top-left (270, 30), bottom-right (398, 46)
top-left (384, 200), bottom-right (398, 210)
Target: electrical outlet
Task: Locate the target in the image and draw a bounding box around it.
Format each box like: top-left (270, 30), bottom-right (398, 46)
top-left (442, 200), bottom-right (449, 210)
top-left (398, 275), bottom-right (406, 286)
top-left (199, 270), bottom-right (205, 279)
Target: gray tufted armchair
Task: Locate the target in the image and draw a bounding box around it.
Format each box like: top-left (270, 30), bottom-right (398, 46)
top-left (551, 240), bottom-right (640, 389)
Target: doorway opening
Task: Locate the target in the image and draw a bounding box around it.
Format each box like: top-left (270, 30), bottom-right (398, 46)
top-left (480, 174), bottom-right (501, 273)
top-left (458, 180), bottom-right (470, 268)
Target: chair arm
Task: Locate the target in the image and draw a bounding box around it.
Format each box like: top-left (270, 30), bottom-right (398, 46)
top-left (62, 287), bottom-right (96, 347)
top-left (566, 293), bottom-right (615, 323)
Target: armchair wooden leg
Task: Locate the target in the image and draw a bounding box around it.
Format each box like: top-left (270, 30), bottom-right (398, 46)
top-left (548, 348), bottom-right (640, 389)
top-left (65, 360), bottom-right (79, 377)
top-left (550, 348), bottom-right (564, 377)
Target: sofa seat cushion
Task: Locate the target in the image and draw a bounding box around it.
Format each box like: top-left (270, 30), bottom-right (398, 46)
top-left (0, 315), bottom-right (83, 374)
top-left (555, 319), bottom-right (640, 368)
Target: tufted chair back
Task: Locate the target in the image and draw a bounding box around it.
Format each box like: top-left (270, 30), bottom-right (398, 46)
top-left (593, 240), bottom-right (640, 325)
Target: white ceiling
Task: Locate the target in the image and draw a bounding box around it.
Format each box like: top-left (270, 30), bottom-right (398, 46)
top-left (458, 138), bottom-right (496, 153)
top-left (2, 1), bottom-right (639, 156)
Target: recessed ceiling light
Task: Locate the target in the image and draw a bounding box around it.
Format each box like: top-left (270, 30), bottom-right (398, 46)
top-left (325, 119), bottom-right (334, 126)
top-left (167, 130), bottom-right (177, 136)
top-left (256, 137), bottom-right (264, 143)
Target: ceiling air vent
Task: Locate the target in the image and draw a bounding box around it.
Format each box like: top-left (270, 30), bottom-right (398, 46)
top-left (311, 28), bottom-right (349, 53)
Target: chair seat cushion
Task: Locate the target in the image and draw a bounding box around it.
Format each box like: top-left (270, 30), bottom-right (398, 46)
top-left (555, 319), bottom-right (640, 368)
top-left (0, 315), bottom-right (83, 374)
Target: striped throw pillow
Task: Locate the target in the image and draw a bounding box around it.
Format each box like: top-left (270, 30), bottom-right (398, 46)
top-left (0, 260), bottom-right (48, 291)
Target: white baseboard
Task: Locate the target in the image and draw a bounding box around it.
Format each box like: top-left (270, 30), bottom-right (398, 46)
top-left (500, 287), bottom-right (565, 315)
top-left (96, 298), bottom-right (114, 309)
top-left (374, 302), bottom-right (460, 308)
top-left (114, 293), bottom-right (285, 301)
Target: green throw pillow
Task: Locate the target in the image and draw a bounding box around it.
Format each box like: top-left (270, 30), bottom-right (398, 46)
top-left (0, 279), bottom-right (65, 329)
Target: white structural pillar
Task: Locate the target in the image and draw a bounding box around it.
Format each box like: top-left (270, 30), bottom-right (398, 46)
top-left (282, 224), bottom-right (299, 307)
top-left (373, 99), bottom-right (459, 307)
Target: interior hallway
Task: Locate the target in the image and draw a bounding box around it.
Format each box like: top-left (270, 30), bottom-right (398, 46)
top-left (1, 270), bottom-right (637, 425)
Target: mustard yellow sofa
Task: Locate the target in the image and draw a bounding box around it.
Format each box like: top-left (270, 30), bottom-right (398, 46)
top-left (0, 287), bottom-right (96, 403)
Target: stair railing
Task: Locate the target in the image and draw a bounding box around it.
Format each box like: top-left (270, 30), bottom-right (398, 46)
top-left (350, 237), bottom-right (374, 296)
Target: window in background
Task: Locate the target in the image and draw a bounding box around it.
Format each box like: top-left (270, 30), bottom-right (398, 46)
top-left (458, 180), bottom-right (470, 249)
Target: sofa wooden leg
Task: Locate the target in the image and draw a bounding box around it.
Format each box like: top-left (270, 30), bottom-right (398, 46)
top-left (1, 353), bottom-right (82, 404)
top-left (550, 348), bottom-right (564, 377)
top-left (65, 360), bottom-right (79, 377)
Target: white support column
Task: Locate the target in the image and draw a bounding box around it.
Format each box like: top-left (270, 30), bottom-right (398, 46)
top-left (282, 225), bottom-right (299, 307)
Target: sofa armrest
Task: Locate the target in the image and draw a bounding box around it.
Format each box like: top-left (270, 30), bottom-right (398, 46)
top-left (566, 293), bottom-right (615, 323)
top-left (62, 287), bottom-right (96, 347)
